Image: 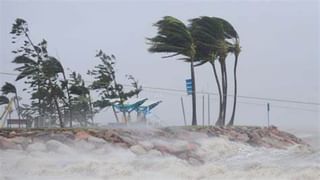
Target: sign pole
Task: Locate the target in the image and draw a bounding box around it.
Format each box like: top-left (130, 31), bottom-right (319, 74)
top-left (202, 95), bottom-right (205, 127)
top-left (208, 94), bottom-right (210, 126)
top-left (267, 103), bottom-right (270, 127)
top-left (181, 97), bottom-right (187, 126)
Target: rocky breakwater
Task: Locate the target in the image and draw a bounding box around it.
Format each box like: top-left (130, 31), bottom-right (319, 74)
top-left (0, 126), bottom-right (310, 165)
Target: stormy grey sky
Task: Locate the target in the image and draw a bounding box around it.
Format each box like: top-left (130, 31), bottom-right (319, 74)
top-left (0, 0), bottom-right (319, 132)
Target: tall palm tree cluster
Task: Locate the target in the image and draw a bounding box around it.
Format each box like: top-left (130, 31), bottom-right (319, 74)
top-left (148, 16), bottom-right (241, 126)
top-left (1, 18), bottom-right (141, 128)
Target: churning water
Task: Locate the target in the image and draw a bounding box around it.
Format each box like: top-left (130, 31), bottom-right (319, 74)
top-left (0, 131), bottom-right (319, 180)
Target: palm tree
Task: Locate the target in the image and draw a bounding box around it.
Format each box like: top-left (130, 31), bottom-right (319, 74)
top-left (189, 16), bottom-right (225, 125)
top-left (147, 16), bottom-right (198, 125)
top-left (228, 39), bottom-right (241, 126)
top-left (189, 16), bottom-right (239, 126)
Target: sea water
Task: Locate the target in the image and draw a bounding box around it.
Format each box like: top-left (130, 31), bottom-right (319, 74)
top-left (0, 131), bottom-right (319, 180)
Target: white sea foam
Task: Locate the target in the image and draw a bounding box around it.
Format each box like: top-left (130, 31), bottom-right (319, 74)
top-left (0, 134), bottom-right (319, 180)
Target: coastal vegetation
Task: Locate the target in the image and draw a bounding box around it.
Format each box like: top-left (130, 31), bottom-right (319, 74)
top-left (1, 15), bottom-right (240, 128)
top-left (147, 16), bottom-right (240, 126)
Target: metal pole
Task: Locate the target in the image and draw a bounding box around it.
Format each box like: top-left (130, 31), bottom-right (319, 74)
top-left (202, 95), bottom-right (205, 126)
top-left (112, 106), bottom-right (120, 123)
top-left (208, 94), bottom-right (210, 126)
top-left (181, 97), bottom-right (187, 126)
top-left (267, 103), bottom-right (270, 127)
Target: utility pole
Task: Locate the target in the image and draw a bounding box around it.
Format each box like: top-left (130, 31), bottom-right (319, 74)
top-left (208, 94), bottom-right (210, 126)
top-left (181, 97), bottom-right (187, 126)
top-left (202, 95), bottom-right (205, 127)
top-left (267, 103), bottom-right (270, 127)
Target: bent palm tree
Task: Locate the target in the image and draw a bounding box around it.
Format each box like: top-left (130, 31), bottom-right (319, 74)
top-left (189, 16), bottom-right (225, 125)
top-left (147, 16), bottom-right (197, 125)
top-left (228, 39), bottom-right (241, 126)
top-left (215, 18), bottom-right (238, 126)
top-left (189, 16), bottom-right (239, 126)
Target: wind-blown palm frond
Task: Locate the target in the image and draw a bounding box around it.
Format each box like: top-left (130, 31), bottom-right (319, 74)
top-left (0, 96), bottom-right (9, 105)
top-left (214, 17), bottom-right (238, 39)
top-left (1, 82), bottom-right (17, 94)
top-left (189, 16), bottom-right (225, 63)
top-left (147, 16), bottom-right (194, 58)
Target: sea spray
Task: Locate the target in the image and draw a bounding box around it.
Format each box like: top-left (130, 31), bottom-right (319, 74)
top-left (0, 127), bottom-right (319, 180)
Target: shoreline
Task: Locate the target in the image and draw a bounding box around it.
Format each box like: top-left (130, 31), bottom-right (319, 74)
top-left (0, 125), bottom-right (310, 150)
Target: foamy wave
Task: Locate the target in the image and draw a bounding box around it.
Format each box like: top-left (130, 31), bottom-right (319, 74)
top-left (1, 135), bottom-right (319, 180)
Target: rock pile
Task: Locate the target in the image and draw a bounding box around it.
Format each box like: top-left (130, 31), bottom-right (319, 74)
top-left (0, 126), bottom-right (309, 164)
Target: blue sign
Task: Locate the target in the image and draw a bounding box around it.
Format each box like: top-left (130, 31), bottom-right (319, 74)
top-left (185, 79), bottom-right (193, 95)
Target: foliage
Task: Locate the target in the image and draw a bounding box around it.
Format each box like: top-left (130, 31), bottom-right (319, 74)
top-left (88, 50), bottom-right (142, 109)
top-left (10, 18), bottom-right (66, 127)
top-left (68, 71), bottom-right (94, 126)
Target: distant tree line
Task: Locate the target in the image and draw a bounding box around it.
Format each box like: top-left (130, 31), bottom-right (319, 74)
top-left (148, 16), bottom-right (241, 126)
top-left (0, 18), bottom-right (141, 128)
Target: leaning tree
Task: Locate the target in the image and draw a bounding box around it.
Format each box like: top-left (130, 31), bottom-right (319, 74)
top-left (188, 16), bottom-right (239, 126)
top-left (88, 50), bottom-right (142, 123)
top-left (147, 16), bottom-right (198, 125)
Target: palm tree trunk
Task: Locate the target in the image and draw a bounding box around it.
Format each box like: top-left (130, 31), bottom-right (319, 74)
top-left (210, 61), bottom-right (222, 125)
top-left (222, 60), bottom-right (228, 125)
top-left (228, 54), bottom-right (238, 126)
top-left (216, 59), bottom-right (225, 126)
top-left (190, 58), bottom-right (197, 125)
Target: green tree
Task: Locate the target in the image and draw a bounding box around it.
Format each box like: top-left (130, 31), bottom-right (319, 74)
top-left (88, 50), bottom-right (142, 123)
top-left (189, 16), bottom-right (239, 126)
top-left (41, 57), bottom-right (67, 128)
top-left (147, 16), bottom-right (198, 125)
top-left (69, 71), bottom-right (94, 126)
top-left (10, 18), bottom-right (46, 125)
top-left (217, 18), bottom-right (239, 126)
top-left (10, 18), bottom-right (69, 128)
top-left (189, 16), bottom-right (225, 125)
top-left (227, 39), bottom-right (241, 126)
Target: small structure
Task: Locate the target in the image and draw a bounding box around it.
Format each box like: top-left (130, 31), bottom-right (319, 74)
top-left (136, 100), bottom-right (162, 122)
top-left (112, 98), bottom-right (161, 125)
